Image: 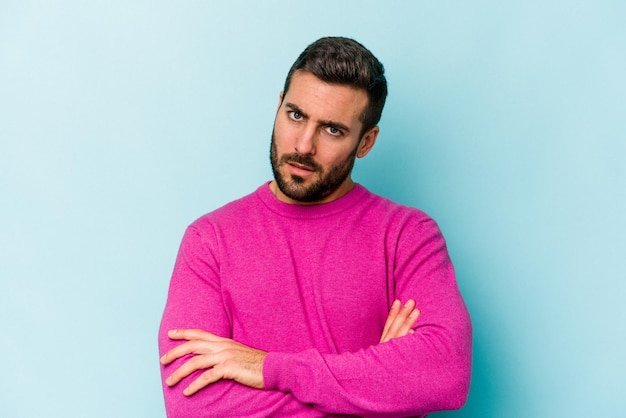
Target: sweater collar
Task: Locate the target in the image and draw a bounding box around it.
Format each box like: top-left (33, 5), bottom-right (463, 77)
top-left (255, 181), bottom-right (368, 219)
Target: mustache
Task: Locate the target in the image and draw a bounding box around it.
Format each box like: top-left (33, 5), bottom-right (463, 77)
top-left (280, 153), bottom-right (322, 172)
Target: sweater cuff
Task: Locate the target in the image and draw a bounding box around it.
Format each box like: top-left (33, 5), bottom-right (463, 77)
top-left (263, 350), bottom-right (315, 392)
top-left (263, 351), bottom-right (288, 391)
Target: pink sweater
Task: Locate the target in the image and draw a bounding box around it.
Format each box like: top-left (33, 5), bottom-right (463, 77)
top-left (159, 183), bottom-right (471, 417)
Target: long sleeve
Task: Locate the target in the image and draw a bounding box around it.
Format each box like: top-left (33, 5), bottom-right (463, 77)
top-left (158, 184), bottom-right (472, 417)
top-left (158, 226), bottom-right (319, 417)
top-left (262, 216), bottom-right (472, 417)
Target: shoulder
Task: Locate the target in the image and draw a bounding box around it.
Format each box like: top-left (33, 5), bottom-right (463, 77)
top-left (354, 187), bottom-right (447, 249)
top-left (359, 186), bottom-right (435, 225)
top-left (187, 186), bottom-right (265, 235)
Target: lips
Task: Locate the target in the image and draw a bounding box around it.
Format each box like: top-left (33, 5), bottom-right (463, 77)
top-left (288, 161), bottom-right (315, 172)
top-left (279, 153), bottom-right (321, 175)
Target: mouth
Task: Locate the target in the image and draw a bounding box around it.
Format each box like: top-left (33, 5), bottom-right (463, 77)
top-left (287, 161), bottom-right (315, 172)
top-left (285, 160), bottom-right (318, 178)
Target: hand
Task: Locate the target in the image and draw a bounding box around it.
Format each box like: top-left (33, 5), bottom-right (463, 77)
top-left (160, 329), bottom-right (267, 396)
top-left (379, 299), bottom-right (420, 343)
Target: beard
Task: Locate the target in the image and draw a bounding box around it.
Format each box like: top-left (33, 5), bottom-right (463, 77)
top-left (269, 132), bottom-right (359, 203)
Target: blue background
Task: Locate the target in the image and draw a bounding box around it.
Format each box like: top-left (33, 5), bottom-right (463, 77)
top-left (1, 1), bottom-right (624, 416)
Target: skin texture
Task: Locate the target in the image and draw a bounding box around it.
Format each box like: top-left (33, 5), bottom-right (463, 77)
top-left (160, 330), bottom-right (267, 395)
top-left (160, 71), bottom-right (420, 397)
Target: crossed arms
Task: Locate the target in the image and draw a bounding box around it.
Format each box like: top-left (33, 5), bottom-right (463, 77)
top-left (161, 299), bottom-right (420, 396)
top-left (159, 215), bottom-right (472, 416)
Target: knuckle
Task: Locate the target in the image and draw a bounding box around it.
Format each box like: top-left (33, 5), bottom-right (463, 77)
top-left (200, 370), bottom-right (215, 382)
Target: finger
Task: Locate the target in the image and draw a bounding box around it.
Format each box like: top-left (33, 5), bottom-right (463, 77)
top-left (384, 300), bottom-right (418, 342)
top-left (387, 299), bottom-right (415, 335)
top-left (167, 329), bottom-right (223, 341)
top-left (395, 308), bottom-right (419, 337)
top-left (381, 309), bottom-right (419, 342)
top-left (165, 353), bottom-right (217, 387)
top-left (183, 366), bottom-right (225, 396)
top-left (380, 300), bottom-right (401, 343)
top-left (161, 340), bottom-right (195, 365)
top-left (161, 339), bottom-right (220, 365)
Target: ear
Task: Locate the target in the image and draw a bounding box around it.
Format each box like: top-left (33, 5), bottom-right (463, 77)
top-left (356, 126), bottom-right (379, 158)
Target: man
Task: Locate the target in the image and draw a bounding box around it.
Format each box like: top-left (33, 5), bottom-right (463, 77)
top-left (159, 37), bottom-right (472, 417)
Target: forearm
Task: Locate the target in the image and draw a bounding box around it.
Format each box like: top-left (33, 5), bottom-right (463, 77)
top-left (159, 226), bottom-right (319, 416)
top-left (263, 317), bottom-right (472, 417)
top-left (159, 286), bottom-right (317, 416)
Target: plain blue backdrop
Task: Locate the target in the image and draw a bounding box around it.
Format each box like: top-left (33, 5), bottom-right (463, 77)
top-left (1, 1), bottom-right (624, 416)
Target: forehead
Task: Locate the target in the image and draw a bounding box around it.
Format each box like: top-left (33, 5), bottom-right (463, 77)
top-left (283, 71), bottom-right (368, 127)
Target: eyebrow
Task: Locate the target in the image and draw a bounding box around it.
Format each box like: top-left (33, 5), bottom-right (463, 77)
top-left (285, 102), bottom-right (351, 134)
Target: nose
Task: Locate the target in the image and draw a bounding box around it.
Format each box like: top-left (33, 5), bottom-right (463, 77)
top-left (294, 125), bottom-right (316, 155)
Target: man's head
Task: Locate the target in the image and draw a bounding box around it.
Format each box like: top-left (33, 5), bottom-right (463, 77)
top-left (270, 37), bottom-right (387, 205)
top-left (282, 37), bottom-right (387, 138)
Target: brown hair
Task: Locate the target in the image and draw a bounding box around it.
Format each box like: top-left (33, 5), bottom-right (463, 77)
top-left (283, 37), bottom-right (388, 137)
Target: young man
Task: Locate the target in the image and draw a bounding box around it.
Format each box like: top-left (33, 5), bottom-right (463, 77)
top-left (159, 37), bottom-right (472, 417)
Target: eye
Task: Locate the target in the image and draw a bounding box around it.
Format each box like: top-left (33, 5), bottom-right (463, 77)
top-left (288, 111), bottom-right (303, 121)
top-left (325, 126), bottom-right (342, 136)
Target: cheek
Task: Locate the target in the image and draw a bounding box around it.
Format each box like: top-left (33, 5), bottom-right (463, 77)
top-left (317, 146), bottom-right (353, 168)
top-left (273, 119), bottom-right (293, 149)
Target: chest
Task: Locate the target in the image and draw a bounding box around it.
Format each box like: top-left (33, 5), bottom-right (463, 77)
top-left (218, 222), bottom-right (392, 352)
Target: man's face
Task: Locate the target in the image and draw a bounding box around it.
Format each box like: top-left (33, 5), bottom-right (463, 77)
top-left (270, 70), bottom-right (378, 204)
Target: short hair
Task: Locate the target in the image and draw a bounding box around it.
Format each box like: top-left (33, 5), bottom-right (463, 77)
top-left (283, 37), bottom-right (388, 138)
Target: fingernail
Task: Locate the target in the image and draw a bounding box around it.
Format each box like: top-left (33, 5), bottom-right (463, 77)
top-left (392, 300), bottom-right (400, 308)
top-left (168, 329), bottom-right (177, 337)
top-left (404, 300), bottom-right (413, 308)
top-left (409, 309), bottom-right (418, 318)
